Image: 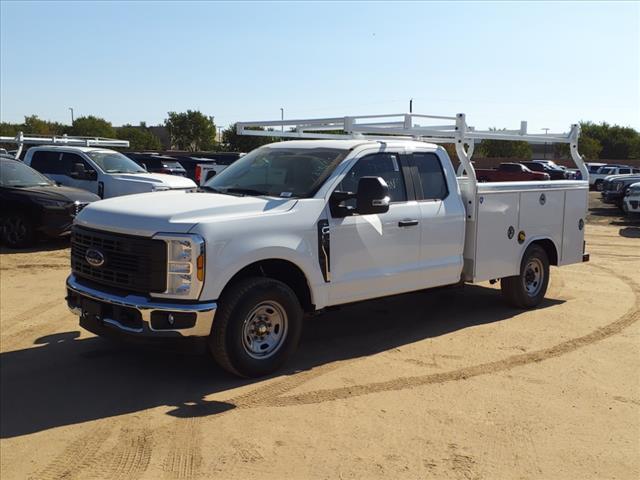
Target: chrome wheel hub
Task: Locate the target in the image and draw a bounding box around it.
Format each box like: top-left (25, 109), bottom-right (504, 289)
top-left (242, 301), bottom-right (288, 359)
top-left (523, 258), bottom-right (544, 297)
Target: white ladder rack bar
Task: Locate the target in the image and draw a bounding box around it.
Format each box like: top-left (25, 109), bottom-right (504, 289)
top-left (236, 112), bottom-right (587, 183)
top-left (0, 132), bottom-right (130, 159)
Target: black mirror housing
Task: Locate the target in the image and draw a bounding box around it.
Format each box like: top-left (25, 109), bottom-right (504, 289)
top-left (356, 176), bottom-right (390, 215)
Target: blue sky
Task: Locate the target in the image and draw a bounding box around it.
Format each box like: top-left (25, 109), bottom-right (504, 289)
top-left (1, 1), bottom-right (639, 133)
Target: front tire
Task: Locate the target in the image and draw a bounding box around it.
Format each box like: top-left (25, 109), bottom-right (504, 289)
top-left (595, 180), bottom-right (604, 191)
top-left (501, 244), bottom-right (550, 309)
top-left (209, 277), bottom-right (303, 377)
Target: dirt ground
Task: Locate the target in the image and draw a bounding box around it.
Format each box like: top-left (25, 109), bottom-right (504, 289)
top-left (1, 192), bottom-right (638, 480)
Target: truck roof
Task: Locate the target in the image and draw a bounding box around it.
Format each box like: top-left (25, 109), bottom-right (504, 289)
top-left (265, 139), bottom-right (439, 150)
top-left (27, 145), bottom-right (114, 153)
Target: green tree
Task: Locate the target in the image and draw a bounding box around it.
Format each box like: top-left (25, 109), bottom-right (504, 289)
top-left (222, 123), bottom-right (277, 152)
top-left (476, 129), bottom-right (532, 159)
top-left (69, 115), bottom-right (116, 138)
top-left (164, 110), bottom-right (216, 151)
top-left (22, 115), bottom-right (67, 135)
top-left (116, 123), bottom-right (162, 150)
top-left (555, 134), bottom-right (602, 160)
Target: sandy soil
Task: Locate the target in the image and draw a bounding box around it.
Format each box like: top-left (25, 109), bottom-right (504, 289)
top-left (1, 193), bottom-right (638, 480)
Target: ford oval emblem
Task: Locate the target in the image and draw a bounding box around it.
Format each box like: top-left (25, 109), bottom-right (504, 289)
top-left (85, 248), bottom-right (105, 267)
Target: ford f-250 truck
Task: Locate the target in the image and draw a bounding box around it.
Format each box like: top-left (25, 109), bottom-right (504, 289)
top-left (65, 113), bottom-right (590, 377)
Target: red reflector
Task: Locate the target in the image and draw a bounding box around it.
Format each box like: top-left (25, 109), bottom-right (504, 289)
top-left (195, 165), bottom-right (201, 183)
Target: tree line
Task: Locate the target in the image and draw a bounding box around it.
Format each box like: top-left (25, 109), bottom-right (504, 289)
top-left (1, 112), bottom-right (638, 159)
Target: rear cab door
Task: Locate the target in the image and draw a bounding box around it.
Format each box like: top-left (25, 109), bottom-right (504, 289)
top-left (407, 147), bottom-right (466, 287)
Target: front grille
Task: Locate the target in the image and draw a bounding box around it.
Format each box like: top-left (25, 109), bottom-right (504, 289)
top-left (71, 226), bottom-right (167, 293)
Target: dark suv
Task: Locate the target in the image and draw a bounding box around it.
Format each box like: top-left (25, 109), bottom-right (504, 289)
top-left (125, 153), bottom-right (187, 176)
top-left (521, 161), bottom-right (568, 180)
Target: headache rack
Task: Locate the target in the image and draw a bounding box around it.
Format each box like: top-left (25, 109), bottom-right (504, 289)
top-left (237, 112), bottom-right (588, 184)
top-left (0, 131), bottom-right (130, 159)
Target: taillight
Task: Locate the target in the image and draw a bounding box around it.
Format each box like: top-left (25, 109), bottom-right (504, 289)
top-left (195, 165), bottom-right (201, 183)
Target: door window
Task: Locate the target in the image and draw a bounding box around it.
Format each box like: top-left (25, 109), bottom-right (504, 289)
top-left (61, 152), bottom-right (95, 175)
top-left (412, 152), bottom-right (448, 200)
top-left (30, 151), bottom-right (62, 174)
top-left (337, 153), bottom-right (407, 206)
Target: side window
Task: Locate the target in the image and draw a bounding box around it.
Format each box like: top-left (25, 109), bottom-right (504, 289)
top-left (338, 153), bottom-right (407, 204)
top-left (619, 168), bottom-right (631, 174)
top-left (412, 152), bottom-right (448, 200)
top-left (30, 151), bottom-right (61, 174)
top-left (61, 153), bottom-right (94, 175)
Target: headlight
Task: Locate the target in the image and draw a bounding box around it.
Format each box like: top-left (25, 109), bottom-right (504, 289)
top-left (34, 197), bottom-right (68, 208)
top-left (615, 183), bottom-right (623, 191)
top-left (152, 185), bottom-right (170, 192)
top-left (151, 233), bottom-right (205, 300)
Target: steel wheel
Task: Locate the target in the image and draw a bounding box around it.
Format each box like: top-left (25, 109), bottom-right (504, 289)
top-left (241, 301), bottom-right (288, 359)
top-left (522, 257), bottom-right (544, 297)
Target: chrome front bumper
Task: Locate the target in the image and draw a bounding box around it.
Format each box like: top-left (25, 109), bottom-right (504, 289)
top-left (66, 274), bottom-right (216, 338)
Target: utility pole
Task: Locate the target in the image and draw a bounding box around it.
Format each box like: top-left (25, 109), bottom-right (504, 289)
top-left (69, 107), bottom-right (74, 125)
top-left (280, 108), bottom-right (284, 132)
top-left (542, 128), bottom-right (550, 159)
top-left (409, 98), bottom-right (413, 113)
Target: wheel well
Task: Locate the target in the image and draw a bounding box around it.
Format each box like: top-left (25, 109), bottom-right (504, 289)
top-left (530, 239), bottom-right (558, 266)
top-left (223, 259), bottom-right (314, 312)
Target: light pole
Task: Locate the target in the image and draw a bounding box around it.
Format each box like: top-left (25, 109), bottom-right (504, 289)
top-left (542, 128), bottom-right (550, 159)
top-left (69, 107), bottom-right (74, 125)
top-left (280, 107), bottom-right (284, 132)
top-left (409, 98), bottom-right (413, 113)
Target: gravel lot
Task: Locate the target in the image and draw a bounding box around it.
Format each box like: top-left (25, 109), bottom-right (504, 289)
top-left (1, 192), bottom-right (638, 479)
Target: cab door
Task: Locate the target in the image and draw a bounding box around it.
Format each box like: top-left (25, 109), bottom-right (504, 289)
top-left (328, 151), bottom-right (422, 305)
top-left (60, 152), bottom-right (100, 195)
top-left (409, 151), bottom-right (465, 287)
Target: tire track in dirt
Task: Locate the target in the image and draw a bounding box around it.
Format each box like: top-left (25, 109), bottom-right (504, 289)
top-left (0, 263), bottom-right (68, 271)
top-left (260, 264), bottom-right (639, 407)
top-left (162, 418), bottom-right (203, 480)
top-left (221, 264), bottom-right (638, 410)
top-left (30, 426), bottom-right (112, 480)
top-left (4, 299), bottom-right (63, 325)
top-left (84, 427), bottom-right (154, 480)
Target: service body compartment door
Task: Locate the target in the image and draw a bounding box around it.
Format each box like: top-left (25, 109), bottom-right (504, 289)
top-left (561, 188), bottom-right (588, 265)
top-left (519, 190), bottom-right (564, 258)
top-left (473, 192), bottom-right (520, 281)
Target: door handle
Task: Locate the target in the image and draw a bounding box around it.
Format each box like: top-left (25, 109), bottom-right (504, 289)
top-left (398, 219), bottom-right (419, 227)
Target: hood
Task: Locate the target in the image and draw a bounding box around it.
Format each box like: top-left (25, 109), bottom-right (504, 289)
top-left (5, 184), bottom-right (100, 203)
top-left (111, 172), bottom-right (196, 189)
top-left (75, 190), bottom-right (298, 236)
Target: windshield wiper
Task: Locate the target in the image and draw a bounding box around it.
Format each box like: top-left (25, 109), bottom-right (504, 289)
top-left (199, 185), bottom-right (229, 194)
top-left (224, 187), bottom-right (270, 196)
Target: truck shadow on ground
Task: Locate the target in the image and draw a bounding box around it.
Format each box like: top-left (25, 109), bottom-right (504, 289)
top-left (0, 284), bottom-right (563, 438)
top-left (0, 238), bottom-right (69, 255)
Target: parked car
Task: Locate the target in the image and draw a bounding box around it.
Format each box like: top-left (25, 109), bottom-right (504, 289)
top-left (565, 168), bottom-right (582, 180)
top-left (0, 157), bottom-right (99, 248)
top-left (522, 161), bottom-right (568, 180)
top-left (475, 162), bottom-right (550, 182)
top-left (586, 162), bottom-right (607, 175)
top-left (66, 134), bottom-right (588, 378)
top-left (176, 153), bottom-right (244, 183)
top-left (24, 146), bottom-right (196, 198)
top-left (125, 153), bottom-right (188, 176)
top-left (589, 165), bottom-right (634, 191)
top-left (601, 174), bottom-right (640, 209)
top-left (623, 182), bottom-right (640, 215)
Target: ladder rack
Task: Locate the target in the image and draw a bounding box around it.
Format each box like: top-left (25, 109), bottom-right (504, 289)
top-left (0, 132), bottom-right (130, 159)
top-left (236, 113), bottom-right (587, 183)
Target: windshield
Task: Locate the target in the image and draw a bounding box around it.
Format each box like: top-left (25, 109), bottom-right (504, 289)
top-left (0, 159), bottom-right (52, 187)
top-left (204, 146), bottom-right (348, 197)
top-left (87, 151), bottom-right (146, 174)
top-left (599, 167), bottom-right (614, 174)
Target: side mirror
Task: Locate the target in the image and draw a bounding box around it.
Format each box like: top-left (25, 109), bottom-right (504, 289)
top-left (70, 163), bottom-right (96, 180)
top-left (355, 176), bottom-right (390, 215)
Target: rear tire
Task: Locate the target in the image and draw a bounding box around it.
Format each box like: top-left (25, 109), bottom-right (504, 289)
top-left (208, 277), bottom-right (303, 377)
top-left (1, 214), bottom-right (35, 248)
top-left (501, 244), bottom-right (550, 309)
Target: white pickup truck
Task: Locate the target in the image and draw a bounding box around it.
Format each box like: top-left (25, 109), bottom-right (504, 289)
top-left (24, 146), bottom-right (196, 198)
top-left (65, 113), bottom-right (590, 377)
top-left (589, 165), bottom-right (635, 190)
